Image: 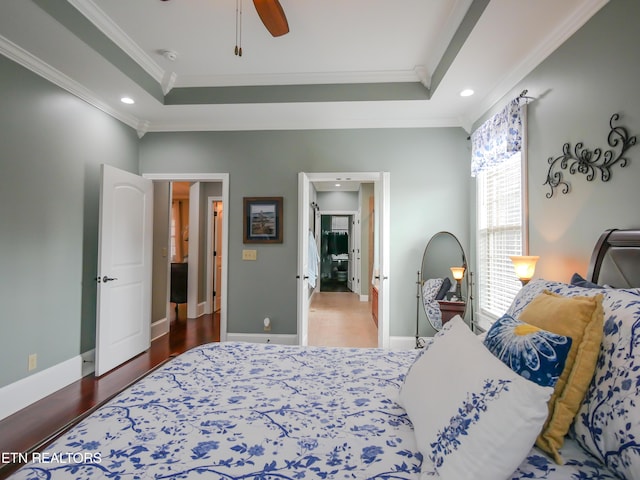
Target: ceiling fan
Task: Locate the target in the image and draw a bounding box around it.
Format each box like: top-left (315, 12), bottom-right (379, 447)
top-left (160, 0), bottom-right (289, 37)
top-left (234, 0), bottom-right (288, 55)
top-left (252, 0), bottom-right (289, 37)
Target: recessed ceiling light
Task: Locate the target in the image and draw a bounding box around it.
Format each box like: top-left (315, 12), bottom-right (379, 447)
top-left (335, 183), bottom-right (341, 187)
top-left (460, 89), bottom-right (474, 97)
top-left (120, 97), bottom-right (135, 104)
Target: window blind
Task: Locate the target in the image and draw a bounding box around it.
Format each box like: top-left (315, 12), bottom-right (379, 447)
top-left (477, 152), bottom-right (523, 320)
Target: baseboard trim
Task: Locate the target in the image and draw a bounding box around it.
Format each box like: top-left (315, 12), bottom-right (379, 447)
top-left (0, 355), bottom-right (83, 421)
top-left (151, 317), bottom-right (170, 341)
top-left (81, 349), bottom-right (95, 377)
top-left (226, 333), bottom-right (299, 345)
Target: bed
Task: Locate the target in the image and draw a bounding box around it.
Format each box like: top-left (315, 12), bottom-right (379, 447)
top-left (5, 229), bottom-right (640, 479)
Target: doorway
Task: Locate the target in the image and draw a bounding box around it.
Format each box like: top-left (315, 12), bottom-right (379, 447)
top-left (144, 173), bottom-right (229, 343)
top-left (320, 213), bottom-right (355, 293)
top-left (169, 182), bottom-right (190, 321)
top-left (298, 172), bottom-right (390, 349)
top-left (312, 208), bottom-right (370, 346)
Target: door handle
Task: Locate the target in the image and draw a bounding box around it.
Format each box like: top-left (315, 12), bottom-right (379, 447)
top-left (102, 276), bottom-right (118, 283)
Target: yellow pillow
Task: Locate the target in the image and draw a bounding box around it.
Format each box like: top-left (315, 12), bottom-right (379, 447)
top-left (518, 290), bottom-right (603, 463)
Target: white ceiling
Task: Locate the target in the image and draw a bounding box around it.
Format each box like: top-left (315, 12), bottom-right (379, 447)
top-left (0, 0), bottom-right (608, 135)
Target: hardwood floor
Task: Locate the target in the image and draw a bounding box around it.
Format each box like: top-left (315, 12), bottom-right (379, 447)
top-left (1, 295), bottom-right (373, 477)
top-left (308, 291), bottom-right (378, 348)
top-left (0, 312), bottom-right (219, 479)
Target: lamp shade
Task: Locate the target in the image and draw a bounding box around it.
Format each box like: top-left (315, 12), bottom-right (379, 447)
top-left (509, 255), bottom-right (539, 284)
top-left (450, 266), bottom-right (466, 281)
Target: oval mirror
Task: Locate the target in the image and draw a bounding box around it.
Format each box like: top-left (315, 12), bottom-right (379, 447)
top-left (420, 231), bottom-right (468, 331)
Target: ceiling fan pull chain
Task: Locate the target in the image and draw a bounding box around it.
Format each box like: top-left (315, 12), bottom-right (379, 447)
top-left (238, 0), bottom-right (243, 56)
top-left (234, 0), bottom-right (241, 56)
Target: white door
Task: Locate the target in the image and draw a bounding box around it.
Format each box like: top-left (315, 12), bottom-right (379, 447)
top-left (96, 165), bottom-right (153, 376)
top-left (376, 172), bottom-right (391, 349)
top-left (297, 172), bottom-right (311, 346)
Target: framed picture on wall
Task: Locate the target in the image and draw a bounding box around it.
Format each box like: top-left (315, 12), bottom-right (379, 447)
top-left (243, 197), bottom-right (283, 243)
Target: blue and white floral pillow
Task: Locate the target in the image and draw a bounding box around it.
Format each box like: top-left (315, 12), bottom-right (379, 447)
top-left (506, 279), bottom-right (640, 479)
top-left (423, 278), bottom-right (445, 329)
top-left (423, 278), bottom-right (444, 303)
top-left (399, 316), bottom-right (554, 480)
top-left (484, 314), bottom-right (572, 388)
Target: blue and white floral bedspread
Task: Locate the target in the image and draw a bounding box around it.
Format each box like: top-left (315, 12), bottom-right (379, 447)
top-left (11, 343), bottom-right (423, 479)
top-left (9, 342), bottom-right (622, 479)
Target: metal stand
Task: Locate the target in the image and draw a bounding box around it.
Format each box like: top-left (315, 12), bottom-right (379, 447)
top-left (469, 270), bottom-right (475, 333)
top-left (415, 270), bottom-right (425, 348)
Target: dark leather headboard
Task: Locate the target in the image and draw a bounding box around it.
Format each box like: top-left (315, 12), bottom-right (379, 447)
top-left (587, 229), bottom-right (640, 288)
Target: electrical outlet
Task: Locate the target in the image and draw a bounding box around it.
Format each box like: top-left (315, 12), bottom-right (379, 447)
top-left (28, 353), bottom-right (37, 371)
top-left (242, 249), bottom-right (257, 261)
top-left (263, 317), bottom-right (271, 332)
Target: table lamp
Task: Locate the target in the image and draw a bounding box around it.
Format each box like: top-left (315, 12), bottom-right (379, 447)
top-left (509, 255), bottom-right (539, 285)
top-left (450, 266), bottom-right (466, 299)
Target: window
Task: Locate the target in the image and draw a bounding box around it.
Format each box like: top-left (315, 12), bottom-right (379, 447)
top-left (476, 152), bottom-right (524, 323)
top-left (471, 98), bottom-right (527, 329)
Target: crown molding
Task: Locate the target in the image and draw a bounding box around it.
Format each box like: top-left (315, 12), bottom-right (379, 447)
top-left (173, 69), bottom-right (426, 88)
top-left (68, 0), bottom-right (166, 85)
top-left (145, 111), bottom-right (461, 133)
top-left (0, 34), bottom-right (460, 133)
top-left (0, 34), bottom-right (145, 132)
top-left (162, 71), bottom-right (177, 95)
top-left (467, 0), bottom-right (609, 127)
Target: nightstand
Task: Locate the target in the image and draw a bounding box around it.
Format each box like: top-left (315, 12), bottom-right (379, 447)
top-left (437, 300), bottom-right (466, 325)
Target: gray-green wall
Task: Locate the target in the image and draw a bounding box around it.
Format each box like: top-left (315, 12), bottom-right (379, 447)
top-left (2, 0), bottom-right (639, 390)
top-left (469, 0), bottom-right (640, 285)
top-left (138, 128), bottom-right (471, 338)
top-left (151, 182), bottom-right (170, 323)
top-left (0, 55), bottom-right (139, 387)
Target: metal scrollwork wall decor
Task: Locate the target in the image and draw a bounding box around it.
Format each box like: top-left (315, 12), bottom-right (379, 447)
top-left (544, 113), bottom-right (637, 198)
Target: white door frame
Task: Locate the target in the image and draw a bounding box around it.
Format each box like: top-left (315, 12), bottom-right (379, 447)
top-left (187, 182), bottom-right (200, 318)
top-left (298, 172), bottom-right (390, 348)
top-left (206, 196), bottom-right (223, 314)
top-left (143, 173), bottom-right (229, 342)
top-left (297, 172), bottom-right (311, 346)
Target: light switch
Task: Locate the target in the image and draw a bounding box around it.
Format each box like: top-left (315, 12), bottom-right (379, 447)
top-left (242, 249), bottom-right (257, 260)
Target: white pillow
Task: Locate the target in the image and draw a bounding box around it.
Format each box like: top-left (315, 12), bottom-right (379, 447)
top-left (399, 316), bottom-right (554, 480)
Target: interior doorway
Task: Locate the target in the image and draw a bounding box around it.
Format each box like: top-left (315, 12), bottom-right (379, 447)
top-left (144, 173), bottom-right (229, 343)
top-left (298, 172), bottom-right (389, 349)
top-left (169, 182), bottom-right (190, 321)
top-left (319, 213), bottom-right (355, 293)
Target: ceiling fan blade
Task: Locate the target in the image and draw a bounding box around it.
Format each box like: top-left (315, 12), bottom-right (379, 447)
top-left (253, 0), bottom-right (289, 37)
